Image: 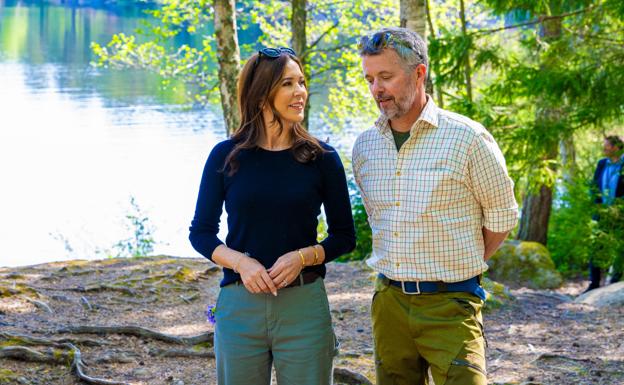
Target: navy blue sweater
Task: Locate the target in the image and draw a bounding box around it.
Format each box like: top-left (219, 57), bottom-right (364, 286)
top-left (189, 139), bottom-right (356, 287)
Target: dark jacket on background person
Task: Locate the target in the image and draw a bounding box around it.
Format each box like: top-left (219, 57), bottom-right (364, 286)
top-left (592, 158), bottom-right (624, 204)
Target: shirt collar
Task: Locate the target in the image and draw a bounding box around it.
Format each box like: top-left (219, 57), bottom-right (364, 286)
top-left (374, 95), bottom-right (439, 136)
top-left (606, 156), bottom-right (624, 166)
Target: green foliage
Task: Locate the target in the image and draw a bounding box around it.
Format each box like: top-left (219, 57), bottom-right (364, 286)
top-left (250, 0), bottom-right (399, 131)
top-left (589, 200), bottom-right (624, 271)
top-left (337, 179), bottom-right (372, 262)
top-left (426, 1), bottom-right (624, 252)
top-left (112, 197), bottom-right (156, 258)
top-left (91, 0), bottom-right (220, 106)
top-left (91, 0), bottom-right (399, 131)
top-left (547, 176), bottom-right (595, 274)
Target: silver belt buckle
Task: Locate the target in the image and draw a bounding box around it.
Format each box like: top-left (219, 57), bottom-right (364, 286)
top-left (401, 280), bottom-right (420, 295)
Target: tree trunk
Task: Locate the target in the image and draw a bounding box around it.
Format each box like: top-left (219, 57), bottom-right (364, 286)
top-left (517, 184), bottom-right (553, 245)
top-left (425, 0), bottom-right (443, 108)
top-left (516, 15), bottom-right (562, 245)
top-left (213, 0), bottom-right (241, 136)
top-left (559, 136), bottom-right (577, 185)
top-left (400, 0), bottom-right (427, 36)
top-left (459, 0), bottom-right (473, 103)
top-left (400, 0), bottom-right (434, 97)
top-left (291, 0), bottom-right (310, 129)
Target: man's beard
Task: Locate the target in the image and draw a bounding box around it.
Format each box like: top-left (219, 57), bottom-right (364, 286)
top-left (377, 81), bottom-right (416, 120)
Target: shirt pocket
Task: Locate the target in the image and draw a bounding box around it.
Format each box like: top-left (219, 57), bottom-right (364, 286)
top-left (403, 168), bottom-right (469, 215)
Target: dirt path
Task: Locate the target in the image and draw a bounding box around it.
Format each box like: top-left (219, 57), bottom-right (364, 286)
top-left (0, 256), bottom-right (622, 384)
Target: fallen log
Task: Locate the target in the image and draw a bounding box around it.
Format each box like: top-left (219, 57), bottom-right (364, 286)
top-left (148, 347), bottom-right (215, 358)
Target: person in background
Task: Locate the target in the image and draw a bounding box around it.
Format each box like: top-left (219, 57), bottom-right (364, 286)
top-left (353, 27), bottom-right (518, 385)
top-left (585, 135), bottom-right (624, 292)
top-left (189, 47), bottom-right (355, 385)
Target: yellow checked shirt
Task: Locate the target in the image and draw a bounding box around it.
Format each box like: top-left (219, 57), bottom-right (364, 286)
top-left (352, 98), bottom-right (518, 282)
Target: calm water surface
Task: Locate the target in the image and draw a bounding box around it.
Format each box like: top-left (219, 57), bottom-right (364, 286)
top-left (0, 3), bottom-right (563, 267)
top-left (0, 2), bottom-right (355, 267)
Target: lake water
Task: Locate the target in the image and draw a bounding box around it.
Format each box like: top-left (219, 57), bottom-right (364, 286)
top-left (0, 2), bottom-right (357, 267)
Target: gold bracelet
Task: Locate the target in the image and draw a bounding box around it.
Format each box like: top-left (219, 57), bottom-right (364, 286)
top-left (312, 245), bottom-right (319, 265)
top-left (297, 249), bottom-right (306, 266)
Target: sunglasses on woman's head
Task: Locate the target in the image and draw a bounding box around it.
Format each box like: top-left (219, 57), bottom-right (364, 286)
top-left (258, 47), bottom-right (296, 58)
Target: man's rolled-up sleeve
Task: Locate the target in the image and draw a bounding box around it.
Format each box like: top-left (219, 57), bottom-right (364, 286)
top-left (467, 131), bottom-right (519, 233)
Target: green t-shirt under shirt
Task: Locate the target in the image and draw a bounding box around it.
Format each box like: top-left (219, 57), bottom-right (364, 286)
top-left (391, 129), bottom-right (410, 151)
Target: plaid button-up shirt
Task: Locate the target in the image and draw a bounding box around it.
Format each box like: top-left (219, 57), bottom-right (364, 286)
top-left (352, 98), bottom-right (518, 282)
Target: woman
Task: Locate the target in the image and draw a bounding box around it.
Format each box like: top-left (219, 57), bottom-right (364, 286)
top-left (189, 47), bottom-right (356, 385)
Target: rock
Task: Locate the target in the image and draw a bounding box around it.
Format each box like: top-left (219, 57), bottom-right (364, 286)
top-left (487, 240), bottom-right (562, 289)
top-left (333, 367), bottom-right (372, 385)
top-left (575, 281), bottom-right (624, 307)
top-left (133, 368), bottom-right (149, 378)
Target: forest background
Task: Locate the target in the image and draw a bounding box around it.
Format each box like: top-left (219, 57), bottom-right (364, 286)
top-left (1, 1), bottom-right (624, 384)
top-left (91, 0), bottom-right (624, 277)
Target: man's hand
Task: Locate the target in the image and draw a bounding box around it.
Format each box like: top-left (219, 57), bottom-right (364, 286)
top-left (483, 227), bottom-right (509, 261)
top-left (268, 251), bottom-right (304, 290)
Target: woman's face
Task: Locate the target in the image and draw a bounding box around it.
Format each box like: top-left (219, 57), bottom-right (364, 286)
top-left (267, 59), bottom-right (307, 128)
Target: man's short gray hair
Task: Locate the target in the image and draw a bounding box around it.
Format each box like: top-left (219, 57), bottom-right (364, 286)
top-left (358, 27), bottom-right (428, 76)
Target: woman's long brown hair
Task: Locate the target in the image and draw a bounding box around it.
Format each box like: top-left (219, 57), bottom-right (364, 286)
top-left (223, 51), bottom-right (325, 175)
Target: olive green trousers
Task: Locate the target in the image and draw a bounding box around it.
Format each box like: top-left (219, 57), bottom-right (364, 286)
top-left (372, 276), bottom-right (487, 385)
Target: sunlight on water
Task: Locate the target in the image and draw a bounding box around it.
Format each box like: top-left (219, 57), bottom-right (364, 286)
top-left (0, 62), bottom-right (225, 266)
top-left (0, 2), bottom-right (357, 267)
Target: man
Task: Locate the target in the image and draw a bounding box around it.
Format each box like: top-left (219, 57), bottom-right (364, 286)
top-left (352, 27), bottom-right (518, 385)
top-left (585, 135), bottom-right (624, 292)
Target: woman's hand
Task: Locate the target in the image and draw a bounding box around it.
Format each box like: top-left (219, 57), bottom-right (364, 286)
top-left (237, 255), bottom-right (277, 296)
top-left (268, 251), bottom-right (304, 289)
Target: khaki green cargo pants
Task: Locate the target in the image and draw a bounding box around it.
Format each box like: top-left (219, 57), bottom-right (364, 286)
top-left (372, 276), bottom-right (487, 385)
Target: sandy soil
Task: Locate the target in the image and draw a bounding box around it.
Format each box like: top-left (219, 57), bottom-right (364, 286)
top-left (0, 256), bottom-right (622, 385)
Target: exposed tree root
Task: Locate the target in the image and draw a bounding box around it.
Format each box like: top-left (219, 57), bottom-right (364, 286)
top-left (107, 296), bottom-right (159, 305)
top-left (0, 346), bottom-right (71, 364)
top-left (23, 297), bottom-right (53, 314)
top-left (333, 367), bottom-right (373, 385)
top-left (1, 331), bottom-right (109, 347)
top-left (58, 325), bottom-right (214, 346)
top-left (531, 353), bottom-right (594, 364)
top-left (148, 347), bottom-right (215, 358)
top-left (179, 293), bottom-right (200, 304)
top-left (67, 343), bottom-right (130, 385)
top-left (0, 332), bottom-right (128, 384)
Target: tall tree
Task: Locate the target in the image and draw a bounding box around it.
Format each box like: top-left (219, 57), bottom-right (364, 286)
top-left (478, 0), bottom-right (624, 245)
top-left (400, 0), bottom-right (427, 35)
top-left (290, 0), bottom-right (310, 128)
top-left (214, 0), bottom-right (241, 134)
top-left (400, 0), bottom-right (434, 96)
top-left (516, 13), bottom-right (562, 245)
top-left (458, 0), bottom-right (473, 102)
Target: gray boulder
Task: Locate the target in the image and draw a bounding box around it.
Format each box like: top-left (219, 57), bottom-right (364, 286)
top-left (575, 281), bottom-right (624, 307)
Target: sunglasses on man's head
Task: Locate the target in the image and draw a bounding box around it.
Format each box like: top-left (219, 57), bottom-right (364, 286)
top-left (358, 32), bottom-right (411, 54)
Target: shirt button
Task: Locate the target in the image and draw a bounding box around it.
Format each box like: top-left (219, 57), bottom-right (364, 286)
top-left (396, 170), bottom-right (401, 176)
top-left (396, 262), bottom-right (401, 267)
top-left (393, 232), bottom-right (399, 237)
top-left (395, 201), bottom-right (401, 207)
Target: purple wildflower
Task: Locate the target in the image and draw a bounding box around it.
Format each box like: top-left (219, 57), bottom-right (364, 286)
top-left (205, 304), bottom-right (216, 324)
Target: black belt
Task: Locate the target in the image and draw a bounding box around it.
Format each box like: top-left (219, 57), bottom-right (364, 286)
top-left (284, 271), bottom-right (321, 288)
top-left (380, 273), bottom-right (485, 299)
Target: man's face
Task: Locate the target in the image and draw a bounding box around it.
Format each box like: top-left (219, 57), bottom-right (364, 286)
top-left (361, 49), bottom-right (422, 120)
top-left (603, 140), bottom-right (621, 158)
